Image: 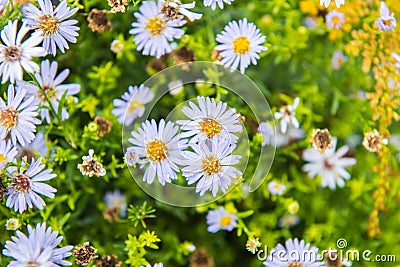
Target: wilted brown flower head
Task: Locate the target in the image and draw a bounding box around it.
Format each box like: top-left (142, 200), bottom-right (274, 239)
top-left (189, 248), bottom-right (215, 267)
top-left (78, 149), bottom-right (106, 177)
top-left (362, 130), bottom-right (387, 153)
top-left (311, 128), bottom-right (333, 153)
top-left (73, 242), bottom-right (98, 266)
top-left (87, 9), bottom-right (112, 33)
top-left (107, 0), bottom-right (128, 13)
top-left (94, 116), bottom-right (112, 137)
top-left (161, 1), bottom-right (180, 20)
top-left (95, 254), bottom-right (122, 267)
top-left (103, 207), bottom-right (121, 222)
top-left (173, 45), bottom-right (196, 65)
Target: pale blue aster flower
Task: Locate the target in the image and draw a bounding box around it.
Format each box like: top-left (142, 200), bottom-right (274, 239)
top-left (176, 96), bottom-right (243, 144)
top-left (22, 0), bottom-right (79, 56)
top-left (326, 10), bottom-right (345, 29)
top-left (267, 181), bottom-right (286, 196)
top-left (3, 222), bottom-right (73, 266)
top-left (331, 50), bottom-right (348, 70)
top-left (0, 85), bottom-right (41, 146)
top-left (17, 59), bottom-right (80, 123)
top-left (181, 137), bottom-right (242, 197)
top-left (0, 20), bottom-right (45, 84)
top-left (0, 139), bottom-right (18, 171)
top-left (204, 0), bottom-right (233, 10)
top-left (0, 0), bottom-right (8, 14)
top-left (264, 238), bottom-right (323, 267)
top-left (129, 0), bottom-right (186, 58)
top-left (375, 1), bottom-right (396, 32)
top-left (127, 119), bottom-right (188, 185)
top-left (6, 157), bottom-right (57, 213)
top-left (112, 84), bottom-right (154, 125)
top-left (215, 18), bottom-right (267, 73)
top-left (104, 189), bottom-right (127, 217)
top-left (18, 131), bottom-right (49, 160)
top-left (206, 207), bottom-right (237, 233)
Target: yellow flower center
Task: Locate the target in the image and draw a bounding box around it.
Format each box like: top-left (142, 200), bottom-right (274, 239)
top-left (0, 108), bottom-right (18, 129)
top-left (11, 174), bottom-right (31, 192)
top-left (288, 262), bottom-right (304, 267)
top-left (0, 153), bottom-right (7, 162)
top-left (383, 19), bottom-right (393, 26)
top-left (220, 216), bottom-right (232, 227)
top-left (233, 36), bottom-right (251, 55)
top-left (199, 118), bottom-right (222, 139)
top-left (128, 100), bottom-right (144, 113)
top-left (274, 184), bottom-right (282, 190)
top-left (38, 14), bottom-right (59, 36)
top-left (4, 46), bottom-right (22, 62)
top-left (146, 140), bottom-right (168, 162)
top-left (146, 16), bottom-right (167, 36)
top-left (202, 155), bottom-right (221, 176)
top-left (331, 16), bottom-right (342, 27)
top-left (25, 262), bottom-right (39, 267)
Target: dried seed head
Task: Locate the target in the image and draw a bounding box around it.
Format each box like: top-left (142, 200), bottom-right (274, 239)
top-left (173, 45), bottom-right (196, 66)
top-left (311, 128), bottom-right (333, 153)
top-left (102, 207), bottom-right (120, 222)
top-left (189, 248), bottom-right (215, 267)
top-left (73, 242), bottom-right (98, 266)
top-left (211, 49), bottom-right (222, 62)
top-left (324, 251), bottom-right (342, 267)
top-left (78, 150), bottom-right (106, 177)
top-left (95, 254), bottom-right (122, 267)
top-left (161, 1), bottom-right (180, 20)
top-left (94, 117), bottom-right (112, 137)
top-left (87, 9), bottom-right (112, 33)
top-left (107, 0), bottom-right (128, 13)
top-left (362, 130), bottom-right (387, 153)
top-left (0, 176), bottom-right (8, 201)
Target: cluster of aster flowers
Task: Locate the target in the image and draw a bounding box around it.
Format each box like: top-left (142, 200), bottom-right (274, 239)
top-left (123, 93), bottom-right (244, 197)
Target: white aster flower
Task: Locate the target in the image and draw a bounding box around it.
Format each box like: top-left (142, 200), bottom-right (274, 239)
top-left (257, 122), bottom-right (274, 146)
top-left (0, 20), bottom-right (45, 84)
top-left (264, 238), bottom-right (323, 267)
top-left (112, 84), bottom-right (154, 125)
top-left (215, 18), bottom-right (267, 73)
top-left (110, 39), bottom-right (124, 53)
top-left (125, 147), bottom-right (140, 166)
top-left (320, 0), bottom-right (344, 8)
top-left (22, 0), bottom-right (80, 56)
top-left (0, 139), bottom-right (18, 171)
top-left (326, 10), bottom-right (345, 29)
top-left (0, 85), bottom-right (41, 146)
top-left (206, 207), bottom-right (237, 233)
top-left (268, 181), bottom-right (286, 196)
top-left (161, 0), bottom-right (202, 22)
top-left (6, 157), bottom-right (57, 213)
top-left (104, 189), bottom-right (127, 218)
top-left (331, 50), bottom-right (347, 70)
top-left (246, 237), bottom-right (261, 254)
top-left (302, 138), bottom-right (356, 189)
top-left (129, 0), bottom-right (186, 58)
top-left (204, 0), bottom-right (233, 10)
top-left (5, 218), bottom-right (19, 231)
top-left (375, 1), bottom-right (396, 32)
top-left (177, 96), bottom-right (243, 144)
top-left (182, 137), bottom-right (242, 196)
top-left (274, 97), bottom-right (300, 134)
top-left (18, 59), bottom-right (80, 123)
top-left (127, 119), bottom-right (187, 185)
top-left (3, 223), bottom-right (73, 266)
top-left (168, 79), bottom-right (184, 95)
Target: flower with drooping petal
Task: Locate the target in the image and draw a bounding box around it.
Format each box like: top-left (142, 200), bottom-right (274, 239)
top-left (274, 97), bottom-right (300, 134)
top-left (2, 223), bottom-right (73, 266)
top-left (22, 0), bottom-right (80, 56)
top-left (264, 238), bottom-right (323, 267)
top-left (302, 138), bottom-right (356, 189)
top-left (5, 157), bottom-right (57, 213)
top-left (177, 96), bottom-right (242, 144)
top-left (204, 0), bottom-right (233, 10)
top-left (127, 119), bottom-right (188, 185)
top-left (112, 84), bottom-right (154, 125)
top-left (326, 10), bottom-right (345, 29)
top-left (182, 137), bottom-right (242, 197)
top-left (375, 1), bottom-right (396, 32)
top-left (129, 0), bottom-right (186, 58)
top-left (161, 0), bottom-right (202, 22)
top-left (17, 59), bottom-right (80, 123)
top-left (0, 85), bottom-right (41, 146)
top-left (215, 18), bottom-right (267, 73)
top-left (0, 20), bottom-right (45, 84)
top-left (206, 207), bottom-right (237, 233)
